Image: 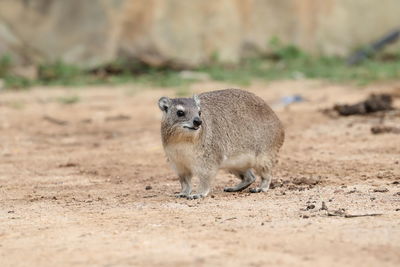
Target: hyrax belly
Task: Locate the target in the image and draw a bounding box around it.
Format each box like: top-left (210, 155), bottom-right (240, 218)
top-left (220, 153), bottom-right (256, 172)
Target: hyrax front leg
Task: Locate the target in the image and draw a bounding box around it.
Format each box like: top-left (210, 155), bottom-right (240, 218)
top-left (186, 169), bottom-right (216, 200)
top-left (224, 169), bottom-right (256, 192)
top-left (176, 173), bottom-right (192, 198)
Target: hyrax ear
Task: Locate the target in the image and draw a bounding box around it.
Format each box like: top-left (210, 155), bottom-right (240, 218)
top-left (193, 94), bottom-right (201, 107)
top-left (158, 97), bottom-right (171, 112)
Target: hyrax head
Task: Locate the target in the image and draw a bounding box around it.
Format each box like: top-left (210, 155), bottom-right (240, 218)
top-left (158, 95), bottom-right (202, 135)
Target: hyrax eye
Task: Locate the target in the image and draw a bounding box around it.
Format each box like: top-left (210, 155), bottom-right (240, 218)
top-left (177, 110), bottom-right (185, 117)
top-left (198, 110), bottom-right (202, 116)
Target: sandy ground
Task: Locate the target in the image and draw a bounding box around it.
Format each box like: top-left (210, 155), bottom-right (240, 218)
top-left (1, 80), bottom-right (400, 267)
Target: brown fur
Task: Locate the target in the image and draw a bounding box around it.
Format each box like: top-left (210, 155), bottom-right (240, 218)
top-left (158, 89), bottom-right (284, 199)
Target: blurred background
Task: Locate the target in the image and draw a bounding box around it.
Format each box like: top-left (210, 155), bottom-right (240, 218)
top-left (0, 0), bottom-right (399, 89)
top-left (2, 2), bottom-right (400, 266)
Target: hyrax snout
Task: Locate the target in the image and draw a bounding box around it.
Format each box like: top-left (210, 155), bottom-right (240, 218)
top-left (158, 89), bottom-right (284, 199)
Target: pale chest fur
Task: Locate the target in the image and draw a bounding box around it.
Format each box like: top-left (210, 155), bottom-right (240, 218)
top-left (164, 143), bottom-right (198, 174)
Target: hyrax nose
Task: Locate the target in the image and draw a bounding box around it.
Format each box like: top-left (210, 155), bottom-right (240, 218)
top-left (193, 117), bottom-right (202, 127)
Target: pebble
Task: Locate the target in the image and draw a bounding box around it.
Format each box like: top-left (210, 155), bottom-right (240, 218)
top-left (373, 188), bottom-right (389, 193)
top-left (306, 204), bottom-right (315, 210)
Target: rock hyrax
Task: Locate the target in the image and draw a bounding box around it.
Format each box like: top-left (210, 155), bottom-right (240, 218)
top-left (158, 89), bottom-right (284, 199)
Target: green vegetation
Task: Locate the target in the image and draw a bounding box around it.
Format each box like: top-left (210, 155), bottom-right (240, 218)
top-left (0, 54), bottom-right (12, 77)
top-left (1, 40), bottom-right (399, 91)
top-left (56, 95), bottom-right (80, 105)
top-left (200, 38), bottom-right (400, 86)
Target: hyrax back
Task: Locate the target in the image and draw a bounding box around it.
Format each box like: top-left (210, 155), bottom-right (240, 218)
top-left (158, 89), bottom-right (284, 199)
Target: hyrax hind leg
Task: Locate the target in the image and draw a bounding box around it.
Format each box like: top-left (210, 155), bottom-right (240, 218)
top-left (250, 156), bottom-right (275, 193)
top-left (224, 169), bottom-right (256, 192)
top-left (249, 171), bottom-right (271, 193)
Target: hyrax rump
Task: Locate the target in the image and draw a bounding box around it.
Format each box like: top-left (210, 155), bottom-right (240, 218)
top-left (158, 89), bottom-right (284, 199)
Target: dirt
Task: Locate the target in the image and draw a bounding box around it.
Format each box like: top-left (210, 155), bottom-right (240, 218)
top-left (1, 80), bottom-right (400, 267)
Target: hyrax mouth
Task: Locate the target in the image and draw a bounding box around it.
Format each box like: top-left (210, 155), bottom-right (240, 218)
top-left (183, 126), bottom-right (200, 131)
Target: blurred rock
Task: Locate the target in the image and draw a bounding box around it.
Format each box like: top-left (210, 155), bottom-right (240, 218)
top-left (0, 0), bottom-right (400, 68)
top-left (0, 0), bottom-right (118, 67)
top-left (179, 71), bottom-right (210, 81)
top-left (11, 65), bottom-right (38, 80)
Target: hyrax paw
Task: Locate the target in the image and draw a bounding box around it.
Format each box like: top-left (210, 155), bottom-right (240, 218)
top-left (186, 194), bottom-right (203, 200)
top-left (223, 187), bottom-right (236, 192)
top-left (175, 193), bottom-right (189, 198)
top-left (249, 188), bottom-right (265, 193)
